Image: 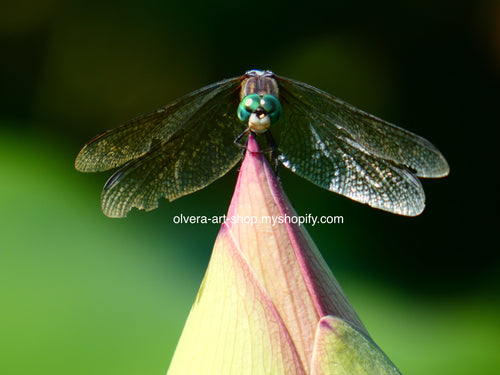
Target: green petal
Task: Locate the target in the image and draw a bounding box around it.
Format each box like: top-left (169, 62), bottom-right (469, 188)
top-left (310, 316), bottom-right (402, 375)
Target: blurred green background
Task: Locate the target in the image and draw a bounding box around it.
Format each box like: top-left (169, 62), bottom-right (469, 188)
top-left (1, 0), bottom-right (499, 374)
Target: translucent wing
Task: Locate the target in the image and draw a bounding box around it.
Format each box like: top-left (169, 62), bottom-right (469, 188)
top-left (276, 76), bottom-right (448, 216)
top-left (75, 76), bottom-right (246, 217)
top-left (276, 76), bottom-right (449, 178)
top-left (75, 76), bottom-right (243, 172)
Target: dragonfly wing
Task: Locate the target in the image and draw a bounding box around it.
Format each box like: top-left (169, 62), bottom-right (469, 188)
top-left (277, 91), bottom-right (426, 216)
top-left (75, 76), bottom-right (244, 172)
top-left (80, 77), bottom-right (246, 218)
top-left (101, 115), bottom-right (244, 217)
top-left (276, 76), bottom-right (449, 178)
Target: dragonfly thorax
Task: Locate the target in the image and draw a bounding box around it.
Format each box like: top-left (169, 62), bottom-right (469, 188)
top-left (241, 70), bottom-right (279, 99)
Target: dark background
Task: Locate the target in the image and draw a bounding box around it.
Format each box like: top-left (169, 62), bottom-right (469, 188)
top-left (1, 0), bottom-right (498, 374)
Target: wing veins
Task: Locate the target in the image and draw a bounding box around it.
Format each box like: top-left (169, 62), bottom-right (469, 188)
top-left (277, 76), bottom-right (449, 178)
top-left (75, 76), bottom-right (243, 173)
top-left (278, 98), bottom-right (425, 215)
top-left (99, 82), bottom-right (245, 217)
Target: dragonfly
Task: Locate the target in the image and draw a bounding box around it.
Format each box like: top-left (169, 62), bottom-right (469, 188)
top-left (75, 69), bottom-right (449, 218)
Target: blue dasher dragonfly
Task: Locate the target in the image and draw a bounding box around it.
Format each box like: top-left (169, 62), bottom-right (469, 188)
top-left (75, 69), bottom-right (449, 218)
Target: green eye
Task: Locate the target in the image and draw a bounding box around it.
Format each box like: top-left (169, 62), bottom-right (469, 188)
top-left (237, 94), bottom-right (282, 125)
top-left (260, 95), bottom-right (282, 124)
top-left (238, 94), bottom-right (261, 123)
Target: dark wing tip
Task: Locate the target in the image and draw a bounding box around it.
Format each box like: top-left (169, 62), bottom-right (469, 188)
top-left (433, 152), bottom-right (450, 178)
top-left (415, 142), bottom-right (450, 179)
top-left (75, 133), bottom-right (135, 173)
top-left (74, 146), bottom-right (110, 172)
top-left (74, 146), bottom-right (94, 172)
top-left (74, 131), bottom-right (111, 172)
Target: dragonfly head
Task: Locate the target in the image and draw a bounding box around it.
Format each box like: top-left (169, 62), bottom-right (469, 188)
top-left (238, 94), bottom-right (282, 134)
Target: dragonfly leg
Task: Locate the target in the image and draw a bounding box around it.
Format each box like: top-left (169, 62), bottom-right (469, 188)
top-left (234, 128), bottom-right (250, 159)
top-left (264, 131), bottom-right (279, 175)
top-left (234, 129), bottom-right (250, 148)
top-left (234, 130), bottom-right (279, 175)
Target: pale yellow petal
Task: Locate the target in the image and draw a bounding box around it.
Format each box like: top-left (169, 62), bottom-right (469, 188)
top-left (167, 224), bottom-right (306, 375)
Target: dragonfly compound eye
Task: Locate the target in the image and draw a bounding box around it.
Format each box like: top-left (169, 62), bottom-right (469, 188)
top-left (260, 95), bottom-right (282, 124)
top-left (238, 94), bottom-right (261, 123)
